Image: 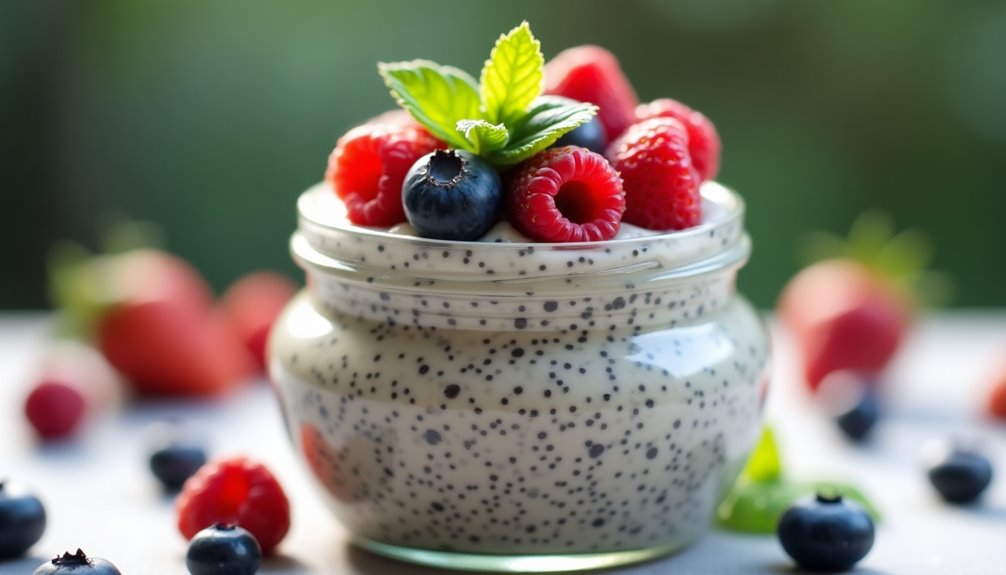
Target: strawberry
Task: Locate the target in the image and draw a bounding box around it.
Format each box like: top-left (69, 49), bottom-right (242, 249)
top-left (544, 45), bottom-right (639, 140)
top-left (986, 363), bottom-right (1006, 420)
top-left (220, 272), bottom-right (298, 373)
top-left (777, 214), bottom-right (937, 392)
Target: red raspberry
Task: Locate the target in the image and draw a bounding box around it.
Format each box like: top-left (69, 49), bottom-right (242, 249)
top-left (176, 456), bottom-right (290, 554)
top-left (636, 98), bottom-right (721, 182)
top-left (24, 380), bottom-right (87, 439)
top-left (544, 45), bottom-right (639, 140)
top-left (607, 117), bottom-right (701, 231)
top-left (326, 123), bottom-right (441, 226)
top-left (507, 146), bottom-right (624, 242)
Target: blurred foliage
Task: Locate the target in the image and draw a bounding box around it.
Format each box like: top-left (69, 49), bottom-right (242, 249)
top-left (2, 0), bottom-right (1005, 309)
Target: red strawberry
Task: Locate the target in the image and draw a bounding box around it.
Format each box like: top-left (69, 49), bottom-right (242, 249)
top-left (105, 249), bottom-right (214, 313)
top-left (986, 364), bottom-right (1006, 420)
top-left (326, 123), bottom-right (442, 226)
top-left (778, 260), bottom-right (910, 391)
top-left (220, 272), bottom-right (298, 373)
top-left (636, 98), bottom-right (721, 182)
top-left (507, 146), bottom-right (625, 242)
top-left (606, 117), bottom-right (701, 230)
top-left (300, 423), bottom-right (349, 501)
top-left (99, 303), bottom-right (253, 396)
top-left (544, 45), bottom-right (639, 140)
top-left (177, 456), bottom-right (290, 554)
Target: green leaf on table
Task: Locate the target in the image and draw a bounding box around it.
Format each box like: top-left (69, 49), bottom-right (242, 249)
top-left (480, 21), bottom-right (544, 127)
top-left (739, 426), bottom-right (782, 483)
top-left (489, 96), bottom-right (596, 165)
top-left (378, 60), bottom-right (481, 150)
top-left (456, 119), bottom-right (509, 154)
top-left (47, 242), bottom-right (106, 340)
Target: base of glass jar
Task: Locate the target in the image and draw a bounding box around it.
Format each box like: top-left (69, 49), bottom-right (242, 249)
top-left (352, 536), bottom-right (691, 573)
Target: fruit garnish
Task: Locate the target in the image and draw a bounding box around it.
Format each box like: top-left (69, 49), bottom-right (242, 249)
top-left (552, 114), bottom-right (607, 153)
top-left (186, 523), bottom-right (262, 575)
top-left (176, 456), bottom-right (290, 554)
top-left (24, 381), bottom-right (87, 440)
top-left (402, 150), bottom-right (503, 241)
top-left (779, 213), bottom-right (948, 391)
top-left (777, 494), bottom-right (875, 572)
top-left (717, 426), bottom-right (880, 534)
top-left (149, 441), bottom-right (208, 493)
top-left (326, 122), bottom-right (441, 227)
top-left (378, 22), bottom-right (597, 165)
top-left (607, 117), bottom-right (701, 231)
top-left (507, 146), bottom-right (624, 242)
top-left (220, 271), bottom-right (297, 373)
top-left (636, 98), bottom-right (721, 181)
top-left (924, 440), bottom-right (993, 504)
top-left (33, 549), bottom-right (122, 575)
top-left (0, 480), bottom-right (47, 559)
top-left (544, 45), bottom-right (639, 140)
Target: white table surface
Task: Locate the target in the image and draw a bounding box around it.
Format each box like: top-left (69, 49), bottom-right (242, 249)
top-left (1, 312), bottom-right (1005, 575)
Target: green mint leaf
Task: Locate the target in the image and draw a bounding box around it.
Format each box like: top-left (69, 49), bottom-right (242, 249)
top-left (456, 119), bottom-right (509, 154)
top-left (480, 21), bottom-right (544, 127)
top-left (378, 60), bottom-right (481, 150)
top-left (489, 96), bottom-right (596, 165)
top-left (739, 426), bottom-right (782, 483)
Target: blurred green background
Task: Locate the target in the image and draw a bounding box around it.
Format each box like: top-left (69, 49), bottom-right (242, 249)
top-left (3, 0), bottom-right (1005, 309)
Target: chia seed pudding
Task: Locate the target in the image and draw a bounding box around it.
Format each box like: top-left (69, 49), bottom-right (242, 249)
top-left (270, 180), bottom-right (769, 565)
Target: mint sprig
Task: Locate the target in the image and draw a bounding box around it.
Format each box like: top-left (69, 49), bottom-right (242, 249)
top-left (378, 21), bottom-right (596, 165)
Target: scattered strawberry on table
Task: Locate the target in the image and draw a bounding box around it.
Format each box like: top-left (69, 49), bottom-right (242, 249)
top-left (777, 212), bottom-right (947, 393)
top-left (326, 21), bottom-right (721, 243)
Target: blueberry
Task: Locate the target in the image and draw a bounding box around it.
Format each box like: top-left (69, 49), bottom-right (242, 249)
top-left (186, 523), bottom-right (262, 575)
top-left (33, 549), bottom-right (121, 574)
top-left (402, 149), bottom-right (502, 241)
top-left (925, 442), bottom-right (993, 504)
top-left (150, 443), bottom-right (208, 491)
top-left (552, 116), bottom-right (607, 154)
top-left (835, 390), bottom-right (880, 441)
top-left (0, 480), bottom-right (46, 559)
top-left (777, 493), bottom-right (875, 572)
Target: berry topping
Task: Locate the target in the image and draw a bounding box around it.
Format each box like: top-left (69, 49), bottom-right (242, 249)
top-left (33, 549), bottom-right (122, 575)
top-left (326, 123), bottom-right (441, 226)
top-left (544, 45), bottom-right (639, 140)
top-left (606, 117), bottom-right (701, 231)
top-left (0, 480), bottom-right (46, 559)
top-left (402, 150), bottom-right (503, 240)
top-left (552, 114), bottom-right (607, 154)
top-left (925, 441), bottom-right (993, 504)
top-left (636, 98), bottom-right (721, 182)
top-left (176, 457), bottom-right (290, 554)
top-left (24, 381), bottom-right (87, 440)
top-left (777, 494), bottom-right (875, 572)
top-left (150, 441), bottom-right (208, 492)
top-left (507, 146), bottom-right (624, 242)
top-left (186, 523), bottom-right (262, 575)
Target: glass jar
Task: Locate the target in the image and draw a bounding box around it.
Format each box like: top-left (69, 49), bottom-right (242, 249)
top-left (269, 181), bottom-right (769, 572)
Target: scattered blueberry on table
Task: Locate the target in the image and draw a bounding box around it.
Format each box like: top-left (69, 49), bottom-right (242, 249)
top-left (925, 441), bottom-right (994, 504)
top-left (149, 442), bottom-right (208, 492)
top-left (0, 479), bottom-right (46, 559)
top-left (186, 523), bottom-right (262, 575)
top-left (777, 493), bottom-right (875, 572)
top-left (32, 549), bottom-right (121, 575)
top-left (835, 389), bottom-right (880, 442)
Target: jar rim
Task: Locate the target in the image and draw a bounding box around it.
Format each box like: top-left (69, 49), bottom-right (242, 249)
top-left (298, 180), bottom-right (744, 251)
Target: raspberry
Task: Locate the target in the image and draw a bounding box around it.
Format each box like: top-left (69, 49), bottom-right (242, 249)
top-left (325, 123), bottom-right (441, 226)
top-left (24, 380), bottom-right (87, 440)
top-left (507, 146), bottom-right (624, 243)
top-left (636, 98), bottom-right (721, 182)
top-left (607, 117), bottom-right (701, 231)
top-left (544, 45), bottom-right (639, 140)
top-left (176, 456), bottom-right (290, 554)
